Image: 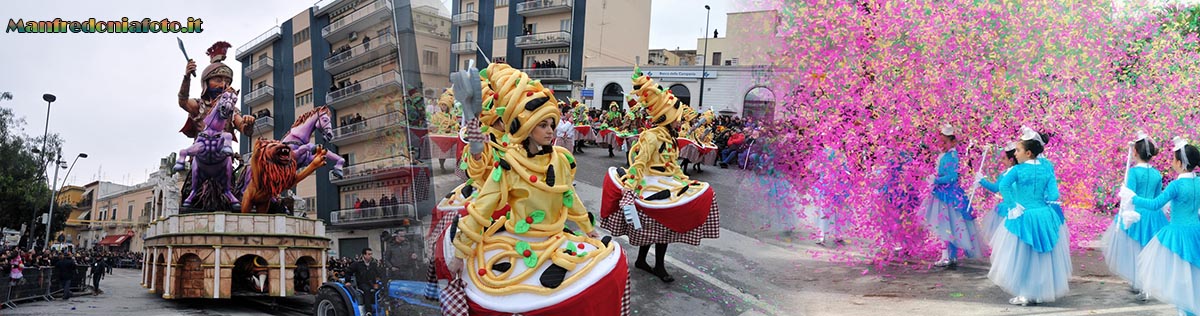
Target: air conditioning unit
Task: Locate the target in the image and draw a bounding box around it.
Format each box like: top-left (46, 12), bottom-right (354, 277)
top-left (350, 31), bottom-right (358, 40)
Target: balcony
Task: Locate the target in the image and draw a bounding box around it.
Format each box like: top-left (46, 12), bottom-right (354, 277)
top-left (516, 0), bottom-right (573, 17)
top-left (332, 157), bottom-right (423, 186)
top-left (414, 13), bottom-right (441, 29)
top-left (325, 34), bottom-right (397, 75)
top-left (326, 71), bottom-right (402, 110)
top-left (244, 85), bottom-right (274, 107)
top-left (253, 116), bottom-right (274, 136)
top-left (329, 111), bottom-right (405, 146)
top-left (329, 204), bottom-right (416, 228)
top-left (514, 31), bottom-right (571, 49)
top-left (451, 11), bottom-right (478, 26)
top-left (451, 41), bottom-right (478, 55)
top-left (245, 57), bottom-right (274, 79)
top-left (322, 0), bottom-right (393, 42)
top-left (525, 67), bottom-right (569, 81)
top-left (235, 26), bottom-right (281, 60)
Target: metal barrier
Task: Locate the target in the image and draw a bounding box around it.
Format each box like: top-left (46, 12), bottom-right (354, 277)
top-left (2, 266), bottom-right (92, 309)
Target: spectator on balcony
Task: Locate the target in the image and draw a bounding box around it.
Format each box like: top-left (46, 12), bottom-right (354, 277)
top-left (362, 35), bottom-right (371, 50)
top-left (390, 193), bottom-right (399, 205)
top-left (380, 194), bottom-right (389, 207)
top-left (354, 198), bottom-right (363, 209)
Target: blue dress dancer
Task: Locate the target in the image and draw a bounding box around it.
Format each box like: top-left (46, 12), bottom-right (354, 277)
top-left (987, 127), bottom-right (1072, 305)
top-left (1129, 137), bottom-right (1200, 316)
top-left (808, 147), bottom-right (849, 245)
top-left (1102, 133), bottom-right (1167, 296)
top-left (977, 142), bottom-right (1018, 243)
top-left (922, 124), bottom-right (985, 267)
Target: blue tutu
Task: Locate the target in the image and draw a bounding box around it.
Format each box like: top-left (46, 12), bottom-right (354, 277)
top-left (921, 196), bottom-right (985, 258)
top-left (988, 216), bottom-right (1072, 303)
top-left (1101, 220), bottom-right (1146, 289)
top-left (979, 203), bottom-right (1011, 246)
top-left (1136, 225), bottom-right (1200, 315)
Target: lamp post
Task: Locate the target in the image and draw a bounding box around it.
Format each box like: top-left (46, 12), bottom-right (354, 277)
top-left (29, 93), bottom-right (55, 249)
top-left (45, 153), bottom-right (87, 248)
top-left (699, 5), bottom-right (711, 111)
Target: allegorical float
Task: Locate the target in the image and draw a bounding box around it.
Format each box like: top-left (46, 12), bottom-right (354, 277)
top-left (141, 40), bottom-right (338, 300)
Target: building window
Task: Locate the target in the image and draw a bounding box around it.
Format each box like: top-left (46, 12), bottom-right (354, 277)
top-left (294, 57), bottom-right (312, 75)
top-left (466, 3), bottom-right (474, 12)
top-left (378, 27), bottom-right (391, 38)
top-left (345, 153), bottom-right (355, 165)
top-left (258, 54), bottom-right (268, 62)
top-left (496, 0), bottom-right (509, 7)
top-left (712, 52), bottom-right (722, 66)
top-left (295, 90), bottom-right (313, 107)
top-left (423, 50), bottom-right (438, 67)
top-left (560, 19), bottom-right (571, 32)
top-left (255, 80), bottom-right (266, 89)
top-left (558, 54), bottom-right (568, 67)
top-left (465, 31), bottom-right (473, 42)
top-left (127, 204), bottom-right (133, 220)
top-left (293, 27), bottom-right (310, 46)
top-left (495, 25), bottom-right (508, 39)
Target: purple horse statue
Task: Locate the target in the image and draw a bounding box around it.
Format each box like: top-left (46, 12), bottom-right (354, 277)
top-left (174, 91), bottom-right (241, 209)
top-left (281, 106), bottom-right (346, 177)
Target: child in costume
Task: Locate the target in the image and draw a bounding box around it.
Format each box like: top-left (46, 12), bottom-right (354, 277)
top-left (1126, 137), bottom-right (1200, 316)
top-left (987, 126), bottom-right (1071, 306)
top-left (976, 142), bottom-right (1019, 242)
top-left (921, 124), bottom-right (986, 267)
top-left (806, 147), bottom-right (848, 245)
top-left (600, 67), bottom-right (720, 283)
top-left (1102, 131), bottom-right (1166, 298)
top-left (428, 61), bottom-right (507, 287)
top-left (443, 63), bottom-right (629, 316)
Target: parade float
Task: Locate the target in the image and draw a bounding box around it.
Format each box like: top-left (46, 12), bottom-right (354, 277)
top-left (140, 41), bottom-right (337, 300)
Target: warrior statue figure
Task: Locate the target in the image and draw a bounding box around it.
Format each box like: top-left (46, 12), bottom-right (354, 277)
top-left (173, 41), bottom-right (256, 211)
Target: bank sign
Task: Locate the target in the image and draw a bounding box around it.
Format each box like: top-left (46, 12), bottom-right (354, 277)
top-left (642, 70), bottom-right (717, 79)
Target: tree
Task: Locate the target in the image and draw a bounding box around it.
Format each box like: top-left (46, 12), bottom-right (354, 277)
top-left (0, 105), bottom-right (65, 248)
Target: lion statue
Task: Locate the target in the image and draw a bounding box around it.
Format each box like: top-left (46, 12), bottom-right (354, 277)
top-left (240, 139), bottom-right (327, 214)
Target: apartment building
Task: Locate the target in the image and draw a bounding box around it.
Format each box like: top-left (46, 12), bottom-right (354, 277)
top-left (450, 0), bottom-right (650, 101)
top-left (234, 0), bottom-right (443, 257)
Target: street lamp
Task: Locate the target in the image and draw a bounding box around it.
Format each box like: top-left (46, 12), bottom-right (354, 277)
top-left (28, 93), bottom-right (55, 249)
top-left (45, 152), bottom-right (87, 248)
top-left (699, 5), bottom-right (711, 111)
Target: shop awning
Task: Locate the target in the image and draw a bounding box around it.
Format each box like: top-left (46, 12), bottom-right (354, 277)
top-left (97, 235), bottom-right (130, 246)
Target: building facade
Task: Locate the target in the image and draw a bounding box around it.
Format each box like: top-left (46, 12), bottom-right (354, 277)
top-left (234, 0), bottom-right (441, 258)
top-left (583, 65), bottom-right (780, 120)
top-left (450, 0), bottom-right (650, 101)
top-left (581, 10), bottom-right (784, 118)
top-left (55, 185), bottom-right (86, 247)
top-left (82, 181), bottom-right (154, 251)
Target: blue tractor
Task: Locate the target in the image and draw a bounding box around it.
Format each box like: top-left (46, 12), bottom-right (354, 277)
top-left (314, 278), bottom-right (439, 316)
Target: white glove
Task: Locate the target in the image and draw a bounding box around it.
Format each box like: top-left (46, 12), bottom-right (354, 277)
top-left (1119, 210), bottom-right (1141, 230)
top-left (1117, 186), bottom-right (1136, 202)
top-left (1007, 203), bottom-right (1026, 220)
top-left (622, 204), bottom-right (643, 230)
top-left (1163, 202), bottom-right (1172, 217)
top-left (973, 172), bottom-right (986, 184)
top-left (925, 175), bottom-right (935, 185)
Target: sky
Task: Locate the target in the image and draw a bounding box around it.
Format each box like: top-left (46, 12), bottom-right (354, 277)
top-left (648, 0), bottom-right (732, 51)
top-left (0, 0), bottom-right (753, 187)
